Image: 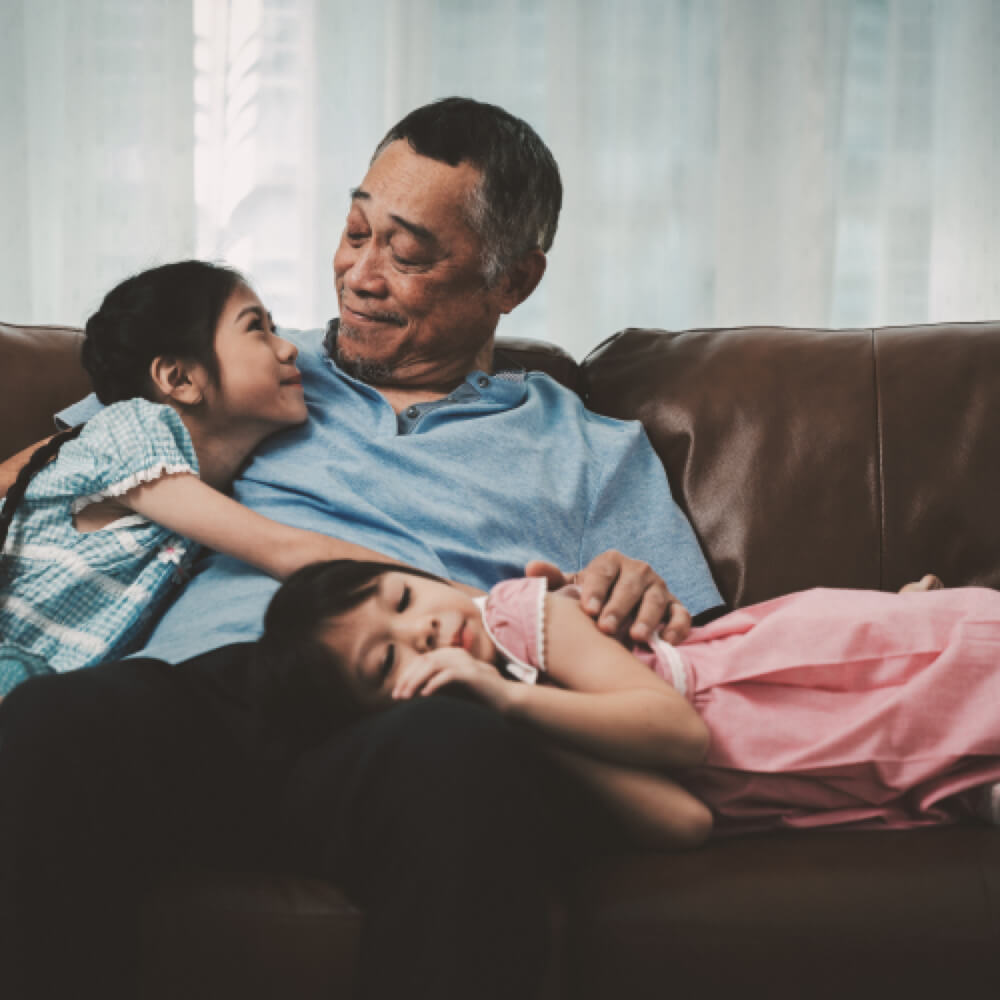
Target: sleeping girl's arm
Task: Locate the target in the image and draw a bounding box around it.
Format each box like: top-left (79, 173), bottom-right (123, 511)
top-left (395, 592), bottom-right (709, 772)
top-left (105, 471), bottom-right (398, 579)
top-left (539, 742), bottom-right (713, 850)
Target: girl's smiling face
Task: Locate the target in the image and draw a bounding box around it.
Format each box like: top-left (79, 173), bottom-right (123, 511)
top-left (318, 571), bottom-right (498, 708)
top-left (201, 283), bottom-right (308, 434)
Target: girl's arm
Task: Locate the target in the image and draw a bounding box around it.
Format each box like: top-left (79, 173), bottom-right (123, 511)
top-left (397, 592), bottom-right (709, 771)
top-left (540, 741), bottom-right (713, 850)
top-left (108, 471), bottom-right (398, 579)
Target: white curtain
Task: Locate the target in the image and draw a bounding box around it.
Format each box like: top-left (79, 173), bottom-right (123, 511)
top-left (2, 0), bottom-right (998, 361)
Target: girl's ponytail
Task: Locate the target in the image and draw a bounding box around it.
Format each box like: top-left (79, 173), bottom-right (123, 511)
top-left (0, 425), bottom-right (84, 556)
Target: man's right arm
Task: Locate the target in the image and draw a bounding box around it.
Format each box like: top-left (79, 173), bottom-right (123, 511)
top-left (573, 418), bottom-right (726, 640)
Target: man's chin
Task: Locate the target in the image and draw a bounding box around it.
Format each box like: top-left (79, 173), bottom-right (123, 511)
top-left (334, 348), bottom-right (396, 386)
top-left (330, 322), bottom-right (398, 385)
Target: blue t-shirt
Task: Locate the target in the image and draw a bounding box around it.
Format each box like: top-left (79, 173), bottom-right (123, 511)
top-left (59, 327), bottom-right (721, 663)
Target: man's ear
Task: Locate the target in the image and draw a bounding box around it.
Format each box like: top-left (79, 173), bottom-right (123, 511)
top-left (497, 249), bottom-right (547, 315)
top-left (148, 355), bottom-right (208, 406)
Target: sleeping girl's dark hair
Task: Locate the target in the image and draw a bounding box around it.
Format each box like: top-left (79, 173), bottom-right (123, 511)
top-left (252, 559), bottom-right (447, 749)
top-left (1, 260), bottom-right (245, 559)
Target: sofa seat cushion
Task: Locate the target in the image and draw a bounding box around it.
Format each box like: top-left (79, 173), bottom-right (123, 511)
top-left (566, 826), bottom-right (1000, 999)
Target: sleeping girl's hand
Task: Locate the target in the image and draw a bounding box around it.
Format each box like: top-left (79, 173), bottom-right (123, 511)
top-left (899, 574), bottom-right (943, 593)
top-left (393, 648), bottom-right (513, 711)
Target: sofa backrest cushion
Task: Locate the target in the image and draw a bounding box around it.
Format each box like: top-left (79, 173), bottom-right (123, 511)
top-left (581, 324), bottom-right (1000, 606)
top-left (5, 319), bottom-right (998, 611)
top-left (0, 326), bottom-right (579, 461)
top-left (0, 323), bottom-right (90, 461)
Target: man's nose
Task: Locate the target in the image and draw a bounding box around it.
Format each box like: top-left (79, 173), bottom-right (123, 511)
top-left (342, 242), bottom-right (386, 298)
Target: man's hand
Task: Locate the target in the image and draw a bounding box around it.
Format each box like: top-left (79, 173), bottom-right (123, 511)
top-left (525, 551), bottom-right (691, 646)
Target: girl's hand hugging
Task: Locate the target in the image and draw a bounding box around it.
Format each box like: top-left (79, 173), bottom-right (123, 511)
top-left (392, 647), bottom-right (515, 711)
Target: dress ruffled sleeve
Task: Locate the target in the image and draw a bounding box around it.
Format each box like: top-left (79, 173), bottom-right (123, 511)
top-left (26, 398), bottom-right (199, 513)
top-left (480, 577), bottom-right (550, 684)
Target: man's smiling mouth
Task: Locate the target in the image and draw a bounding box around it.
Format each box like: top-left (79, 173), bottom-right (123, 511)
top-left (340, 302), bottom-right (406, 327)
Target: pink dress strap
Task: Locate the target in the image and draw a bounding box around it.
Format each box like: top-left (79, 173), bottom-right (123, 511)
top-left (479, 577), bottom-right (549, 683)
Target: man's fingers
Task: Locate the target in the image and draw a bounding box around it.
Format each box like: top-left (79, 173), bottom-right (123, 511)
top-left (650, 600), bottom-right (692, 646)
top-left (594, 570), bottom-right (653, 635)
top-left (577, 556), bottom-right (621, 619)
top-left (524, 560), bottom-right (572, 590)
top-left (617, 584), bottom-right (668, 642)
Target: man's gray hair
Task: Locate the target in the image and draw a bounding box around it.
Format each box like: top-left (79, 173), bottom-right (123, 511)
top-left (373, 97), bottom-right (562, 286)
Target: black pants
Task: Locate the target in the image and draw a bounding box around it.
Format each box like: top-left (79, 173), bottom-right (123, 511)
top-left (0, 644), bottom-right (594, 1000)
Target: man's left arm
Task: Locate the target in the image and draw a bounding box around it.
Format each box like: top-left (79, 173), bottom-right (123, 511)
top-left (531, 420), bottom-right (725, 645)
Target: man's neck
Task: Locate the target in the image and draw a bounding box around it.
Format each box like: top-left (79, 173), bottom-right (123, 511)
top-left (375, 385), bottom-right (453, 414)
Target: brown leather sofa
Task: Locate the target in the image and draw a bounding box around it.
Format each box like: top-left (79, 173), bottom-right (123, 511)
top-left (3, 318), bottom-right (999, 999)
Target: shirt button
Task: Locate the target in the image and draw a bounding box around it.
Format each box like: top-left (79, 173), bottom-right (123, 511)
top-left (477, 376), bottom-right (489, 388)
top-left (405, 406), bottom-right (419, 418)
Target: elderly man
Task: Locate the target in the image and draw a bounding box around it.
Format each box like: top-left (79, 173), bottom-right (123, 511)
top-left (0, 98), bottom-right (721, 999)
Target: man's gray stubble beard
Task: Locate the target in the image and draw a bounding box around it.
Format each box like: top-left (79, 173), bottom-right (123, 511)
top-left (333, 323), bottom-right (397, 385)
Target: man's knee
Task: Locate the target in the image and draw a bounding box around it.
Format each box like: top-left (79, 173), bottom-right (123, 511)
top-left (364, 696), bottom-right (541, 811)
top-left (0, 671), bottom-right (92, 768)
top-left (0, 660), bottom-right (185, 840)
top-left (337, 697), bottom-right (553, 875)
top-left (284, 696), bottom-right (555, 882)
top-left (0, 671), bottom-right (129, 845)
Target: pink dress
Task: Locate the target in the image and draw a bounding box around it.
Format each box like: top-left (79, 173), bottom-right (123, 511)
top-left (480, 578), bottom-right (1000, 835)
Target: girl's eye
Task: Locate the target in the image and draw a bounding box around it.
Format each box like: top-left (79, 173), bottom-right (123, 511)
top-left (397, 585), bottom-right (410, 613)
top-left (379, 643), bottom-right (395, 681)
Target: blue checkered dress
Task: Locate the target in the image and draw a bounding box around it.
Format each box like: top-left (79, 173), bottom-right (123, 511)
top-left (0, 398), bottom-right (200, 695)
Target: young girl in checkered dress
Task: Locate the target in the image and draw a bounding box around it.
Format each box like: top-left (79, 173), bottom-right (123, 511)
top-left (0, 261), bottom-right (385, 698)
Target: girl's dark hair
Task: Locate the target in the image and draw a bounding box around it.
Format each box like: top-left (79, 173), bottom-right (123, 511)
top-left (1, 260), bottom-right (245, 560)
top-left (82, 259), bottom-right (245, 404)
top-left (252, 559), bottom-right (447, 749)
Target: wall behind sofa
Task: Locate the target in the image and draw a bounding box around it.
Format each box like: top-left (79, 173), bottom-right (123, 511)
top-left (1, 0), bottom-right (998, 361)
